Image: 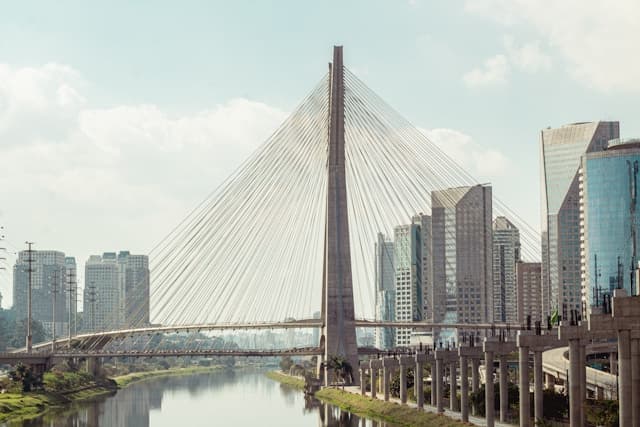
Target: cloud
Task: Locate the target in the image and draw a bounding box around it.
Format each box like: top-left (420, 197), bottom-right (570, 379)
top-left (464, 0), bottom-right (640, 92)
top-left (463, 54), bottom-right (510, 88)
top-left (421, 127), bottom-right (510, 176)
top-left (0, 63), bottom-right (288, 307)
top-left (503, 36), bottom-right (552, 73)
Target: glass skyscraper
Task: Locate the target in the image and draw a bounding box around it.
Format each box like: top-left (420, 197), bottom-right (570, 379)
top-left (581, 139), bottom-right (640, 311)
top-left (374, 233), bottom-right (395, 349)
top-left (540, 121), bottom-right (619, 319)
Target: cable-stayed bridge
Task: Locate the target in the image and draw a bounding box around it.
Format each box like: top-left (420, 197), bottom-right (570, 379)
top-left (10, 47), bottom-right (534, 382)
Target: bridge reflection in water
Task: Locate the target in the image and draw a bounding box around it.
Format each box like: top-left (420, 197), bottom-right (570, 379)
top-left (2, 370), bottom-right (394, 427)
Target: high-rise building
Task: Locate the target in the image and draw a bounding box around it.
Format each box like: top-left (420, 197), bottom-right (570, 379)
top-left (394, 221), bottom-right (423, 347)
top-left (432, 184), bottom-right (492, 343)
top-left (84, 251), bottom-right (149, 331)
top-left (120, 252), bottom-right (150, 327)
top-left (540, 121), bottom-right (619, 320)
top-left (516, 262), bottom-right (542, 324)
top-left (13, 250), bottom-right (69, 338)
top-left (492, 217), bottom-right (520, 323)
top-left (580, 138), bottom-right (640, 311)
top-left (374, 233), bottom-right (395, 349)
top-left (413, 214), bottom-right (433, 322)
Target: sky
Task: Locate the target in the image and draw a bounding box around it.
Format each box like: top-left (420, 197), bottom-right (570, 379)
top-left (1, 0), bottom-right (639, 308)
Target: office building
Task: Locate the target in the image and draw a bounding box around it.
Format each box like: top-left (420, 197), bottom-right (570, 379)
top-left (13, 250), bottom-right (69, 338)
top-left (492, 217), bottom-right (520, 323)
top-left (84, 251), bottom-right (150, 331)
top-left (432, 184), bottom-right (492, 342)
top-left (394, 221), bottom-right (423, 347)
top-left (413, 214), bottom-right (433, 322)
top-left (580, 138), bottom-right (640, 311)
top-left (540, 121), bottom-right (619, 319)
top-left (374, 233), bottom-right (395, 349)
top-left (516, 262), bottom-right (542, 324)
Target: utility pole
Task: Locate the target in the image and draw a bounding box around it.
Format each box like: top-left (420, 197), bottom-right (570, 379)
top-left (66, 268), bottom-right (76, 343)
top-left (88, 282), bottom-right (97, 332)
top-left (51, 269), bottom-right (58, 352)
top-left (25, 242), bottom-right (35, 353)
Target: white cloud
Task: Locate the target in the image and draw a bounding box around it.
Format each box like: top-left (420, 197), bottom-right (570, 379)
top-left (421, 127), bottom-right (510, 176)
top-left (503, 36), bottom-right (552, 73)
top-left (464, 0), bottom-right (640, 92)
top-left (0, 63), bottom-right (288, 307)
top-left (463, 54), bottom-right (510, 88)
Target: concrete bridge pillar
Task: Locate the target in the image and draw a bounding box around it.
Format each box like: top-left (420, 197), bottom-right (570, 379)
top-left (430, 358), bottom-right (437, 407)
top-left (619, 329), bottom-right (632, 427)
top-left (382, 358), bottom-right (398, 402)
top-left (359, 365), bottom-right (366, 395)
top-left (568, 338), bottom-right (582, 427)
top-left (460, 355), bottom-right (469, 423)
top-left (471, 357), bottom-right (479, 415)
top-left (631, 338), bottom-right (640, 427)
top-left (533, 350), bottom-right (543, 424)
top-left (579, 342), bottom-right (586, 427)
top-left (519, 345), bottom-right (530, 427)
top-left (435, 353), bottom-right (444, 413)
top-left (415, 353), bottom-right (427, 409)
top-left (484, 349), bottom-right (495, 427)
top-left (450, 359), bottom-right (458, 411)
top-left (85, 357), bottom-right (101, 377)
top-left (399, 355), bottom-right (413, 405)
top-left (499, 354), bottom-right (509, 423)
top-left (369, 359), bottom-right (381, 399)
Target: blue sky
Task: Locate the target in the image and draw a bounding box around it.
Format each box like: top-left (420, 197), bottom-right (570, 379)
top-left (0, 0), bottom-right (638, 306)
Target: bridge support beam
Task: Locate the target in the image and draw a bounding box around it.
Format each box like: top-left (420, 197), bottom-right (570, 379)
top-left (382, 357), bottom-right (398, 402)
top-left (369, 359), bottom-right (381, 399)
top-left (471, 357), bottom-right (479, 415)
top-left (435, 354), bottom-right (444, 413)
top-left (460, 355), bottom-right (469, 422)
top-left (534, 350), bottom-right (543, 424)
top-left (499, 354), bottom-right (508, 423)
top-left (631, 338), bottom-right (640, 427)
top-left (399, 356), bottom-right (412, 404)
top-left (519, 345), bottom-right (530, 427)
top-left (484, 349), bottom-right (495, 427)
top-left (449, 360), bottom-right (458, 411)
top-left (415, 353), bottom-right (426, 409)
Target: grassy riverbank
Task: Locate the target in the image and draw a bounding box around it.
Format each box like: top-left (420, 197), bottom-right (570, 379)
top-left (113, 365), bottom-right (222, 388)
top-left (315, 389), bottom-right (467, 427)
top-left (0, 365), bottom-right (223, 423)
top-left (0, 372), bottom-right (116, 423)
top-left (264, 371), bottom-right (305, 390)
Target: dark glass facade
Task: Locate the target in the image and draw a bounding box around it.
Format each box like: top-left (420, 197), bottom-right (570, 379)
top-left (582, 142), bottom-right (640, 308)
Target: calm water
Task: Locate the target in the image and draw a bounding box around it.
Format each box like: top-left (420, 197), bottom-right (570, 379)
top-left (2, 369), bottom-right (395, 427)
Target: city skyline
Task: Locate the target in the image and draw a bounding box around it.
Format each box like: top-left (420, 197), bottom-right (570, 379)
top-left (1, 1), bottom-right (639, 308)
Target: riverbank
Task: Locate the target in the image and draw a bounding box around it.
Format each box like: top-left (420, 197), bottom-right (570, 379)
top-left (113, 365), bottom-right (222, 388)
top-left (264, 371), bottom-right (467, 427)
top-left (0, 365), bottom-right (223, 423)
top-left (264, 371), bottom-right (305, 390)
top-left (0, 373), bottom-right (116, 423)
top-left (315, 388), bottom-right (467, 427)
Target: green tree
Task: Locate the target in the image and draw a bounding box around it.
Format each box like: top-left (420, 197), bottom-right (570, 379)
top-left (326, 355), bottom-right (354, 386)
top-left (280, 356), bottom-right (294, 372)
top-left (8, 363), bottom-right (41, 392)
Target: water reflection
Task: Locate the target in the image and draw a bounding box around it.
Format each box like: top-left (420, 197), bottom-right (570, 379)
top-left (2, 370), bottom-right (394, 427)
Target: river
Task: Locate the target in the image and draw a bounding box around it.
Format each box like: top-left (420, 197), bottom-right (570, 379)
top-left (2, 369), bottom-right (394, 427)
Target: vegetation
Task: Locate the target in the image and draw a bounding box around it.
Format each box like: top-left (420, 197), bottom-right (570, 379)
top-left (0, 307), bottom-right (49, 350)
top-left (316, 388), bottom-right (467, 427)
top-left (585, 399), bottom-right (618, 427)
top-left (265, 371), bottom-right (305, 389)
top-left (325, 355), bottom-right (354, 385)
